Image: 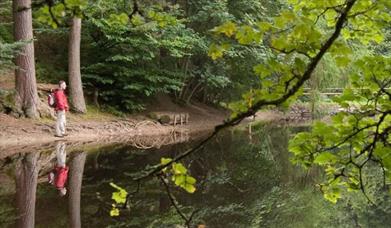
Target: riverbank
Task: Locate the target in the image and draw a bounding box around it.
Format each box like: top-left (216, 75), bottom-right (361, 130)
top-left (0, 78), bottom-right (324, 154)
top-left (0, 109), bottom-right (299, 160)
top-left (0, 98), bottom-right (320, 154)
top-left (0, 76), bottom-right (229, 151)
top-left (0, 101), bottom-right (227, 151)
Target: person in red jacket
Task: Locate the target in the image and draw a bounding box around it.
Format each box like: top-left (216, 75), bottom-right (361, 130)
top-left (48, 141), bottom-right (68, 196)
top-left (54, 80), bottom-right (69, 137)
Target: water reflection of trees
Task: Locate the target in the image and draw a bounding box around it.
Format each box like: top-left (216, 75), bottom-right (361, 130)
top-left (3, 124), bottom-right (390, 227)
top-left (0, 141), bottom-right (88, 228)
top-left (0, 132), bottom-right (191, 226)
top-left (78, 125), bottom-right (301, 227)
top-left (0, 126), bottom-right (331, 227)
top-left (68, 151), bottom-right (86, 228)
top-left (99, 124), bottom-right (333, 227)
top-left (15, 152), bottom-right (40, 228)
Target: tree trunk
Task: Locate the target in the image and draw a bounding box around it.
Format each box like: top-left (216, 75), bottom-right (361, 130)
top-left (93, 87), bottom-right (99, 108)
top-left (68, 152), bottom-right (86, 228)
top-left (13, 0), bottom-right (39, 118)
top-left (185, 81), bottom-right (202, 104)
top-left (68, 17), bottom-right (87, 113)
top-left (15, 152), bottom-right (40, 228)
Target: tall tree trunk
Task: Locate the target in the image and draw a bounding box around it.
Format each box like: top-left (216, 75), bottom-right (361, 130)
top-left (15, 152), bottom-right (40, 228)
top-left (68, 17), bottom-right (87, 113)
top-left (68, 152), bottom-right (86, 228)
top-left (13, 0), bottom-right (39, 118)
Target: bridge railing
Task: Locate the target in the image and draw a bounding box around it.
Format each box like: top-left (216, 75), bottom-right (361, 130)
top-left (302, 87), bottom-right (390, 96)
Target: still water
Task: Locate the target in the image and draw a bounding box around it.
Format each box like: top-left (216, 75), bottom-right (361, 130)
top-left (0, 123), bottom-right (389, 227)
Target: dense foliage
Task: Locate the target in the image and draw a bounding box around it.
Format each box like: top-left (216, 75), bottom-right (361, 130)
top-left (81, 1), bottom-right (199, 111)
top-left (290, 56), bottom-right (391, 203)
top-left (0, 0), bottom-right (283, 111)
top-left (206, 0), bottom-right (391, 203)
top-left (0, 1), bottom-right (22, 74)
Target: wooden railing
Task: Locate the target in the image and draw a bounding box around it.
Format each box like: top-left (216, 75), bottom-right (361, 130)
top-left (302, 88), bottom-right (391, 96)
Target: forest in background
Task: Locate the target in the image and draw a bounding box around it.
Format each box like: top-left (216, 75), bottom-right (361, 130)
top-left (1, 0), bottom-right (272, 113)
top-left (1, 0), bottom-right (360, 114)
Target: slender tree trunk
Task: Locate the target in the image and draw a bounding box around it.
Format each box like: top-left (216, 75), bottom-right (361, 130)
top-left (177, 56), bottom-right (190, 101)
top-left (185, 81), bottom-right (202, 104)
top-left (13, 0), bottom-right (39, 118)
top-left (15, 152), bottom-right (40, 228)
top-left (68, 17), bottom-right (87, 113)
top-left (68, 152), bottom-right (86, 228)
top-left (93, 87), bottom-right (99, 108)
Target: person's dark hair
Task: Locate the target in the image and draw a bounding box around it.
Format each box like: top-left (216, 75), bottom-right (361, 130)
top-left (58, 80), bottom-right (66, 86)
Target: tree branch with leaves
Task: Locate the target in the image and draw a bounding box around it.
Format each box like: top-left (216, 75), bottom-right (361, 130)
top-left (135, 0), bottom-right (360, 181)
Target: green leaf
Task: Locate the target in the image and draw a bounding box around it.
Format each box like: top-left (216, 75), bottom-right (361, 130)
top-left (257, 21), bottom-right (272, 31)
top-left (183, 183), bottom-right (196, 193)
top-left (172, 163), bottom-right (187, 174)
top-left (235, 25), bottom-right (261, 44)
top-left (213, 21), bottom-right (237, 37)
top-left (314, 152), bottom-right (338, 165)
top-left (253, 64), bottom-right (271, 78)
top-left (185, 176), bottom-right (196, 185)
top-left (324, 188), bottom-right (341, 204)
top-left (110, 207), bottom-right (120, 217)
top-left (161, 157), bottom-right (172, 165)
top-left (110, 183), bottom-right (128, 204)
top-left (174, 174), bottom-right (186, 185)
top-left (161, 157), bottom-right (172, 172)
top-left (208, 43), bottom-right (230, 60)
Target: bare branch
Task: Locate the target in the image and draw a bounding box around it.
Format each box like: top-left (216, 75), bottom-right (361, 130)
top-left (158, 175), bottom-right (194, 228)
top-left (123, 180), bottom-right (140, 209)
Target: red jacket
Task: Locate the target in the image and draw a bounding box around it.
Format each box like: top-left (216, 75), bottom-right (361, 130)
top-left (49, 166), bottom-right (69, 189)
top-left (54, 89), bottom-right (69, 111)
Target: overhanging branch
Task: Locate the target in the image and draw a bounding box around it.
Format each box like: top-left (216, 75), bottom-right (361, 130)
top-left (134, 0), bottom-right (357, 182)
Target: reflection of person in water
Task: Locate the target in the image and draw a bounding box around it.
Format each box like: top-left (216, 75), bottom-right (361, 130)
top-left (48, 141), bottom-right (69, 196)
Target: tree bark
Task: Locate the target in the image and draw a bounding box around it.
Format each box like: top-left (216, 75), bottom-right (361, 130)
top-left (68, 152), bottom-right (86, 228)
top-left (68, 17), bottom-right (87, 113)
top-left (13, 0), bottom-right (39, 118)
top-left (15, 152), bottom-right (40, 228)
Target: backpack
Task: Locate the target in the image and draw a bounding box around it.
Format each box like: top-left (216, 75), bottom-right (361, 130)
top-left (48, 91), bottom-right (56, 108)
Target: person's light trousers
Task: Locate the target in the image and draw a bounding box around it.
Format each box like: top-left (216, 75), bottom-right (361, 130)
top-left (56, 110), bottom-right (66, 136)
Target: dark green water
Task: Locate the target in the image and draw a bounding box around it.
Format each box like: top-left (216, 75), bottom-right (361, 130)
top-left (1, 123), bottom-right (390, 227)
